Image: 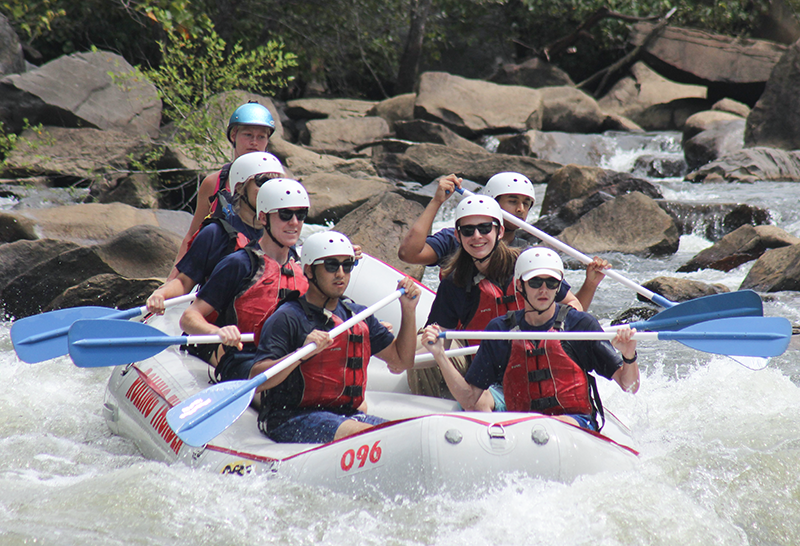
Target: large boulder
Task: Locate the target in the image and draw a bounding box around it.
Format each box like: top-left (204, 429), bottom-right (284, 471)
top-left (394, 120), bottom-right (489, 154)
top-left (92, 173), bottom-right (160, 209)
top-left (0, 239), bottom-right (79, 294)
top-left (740, 244), bottom-right (800, 292)
top-left (334, 192), bottom-right (426, 279)
top-left (638, 277), bottom-right (730, 303)
top-left (657, 201), bottom-right (770, 241)
top-left (414, 72), bottom-right (544, 138)
top-left (270, 138), bottom-right (377, 178)
top-left (0, 50), bottom-right (161, 138)
top-left (683, 119), bottom-right (746, 171)
top-left (45, 273), bottom-right (162, 313)
top-left (302, 116), bottom-right (390, 155)
top-left (302, 172), bottom-right (395, 224)
top-left (374, 143), bottom-right (561, 185)
top-left (488, 58), bottom-right (575, 88)
top-left (683, 110), bottom-right (744, 143)
top-left (745, 38), bottom-right (800, 150)
top-left (0, 13), bottom-right (24, 76)
top-left (538, 86), bottom-right (607, 134)
top-left (285, 98), bottom-right (377, 120)
top-left (678, 224), bottom-right (800, 272)
top-left (686, 147), bottom-right (800, 183)
top-left (557, 192), bottom-right (679, 256)
top-left (366, 93), bottom-right (416, 130)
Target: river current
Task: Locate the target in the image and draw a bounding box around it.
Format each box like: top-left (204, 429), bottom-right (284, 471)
top-left (1, 133), bottom-right (799, 545)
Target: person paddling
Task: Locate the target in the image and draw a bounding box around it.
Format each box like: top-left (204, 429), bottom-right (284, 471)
top-left (422, 247), bottom-right (640, 429)
top-left (171, 101), bottom-right (276, 276)
top-left (146, 152), bottom-right (284, 315)
top-left (178, 178), bottom-right (310, 380)
top-left (250, 231), bottom-right (421, 443)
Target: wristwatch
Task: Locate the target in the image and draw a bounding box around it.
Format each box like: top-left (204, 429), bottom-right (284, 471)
top-left (622, 351), bottom-right (637, 364)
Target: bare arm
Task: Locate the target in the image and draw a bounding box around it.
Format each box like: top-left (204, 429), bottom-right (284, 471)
top-left (397, 174), bottom-right (461, 266)
top-left (146, 274), bottom-right (195, 314)
top-left (374, 277), bottom-right (421, 373)
top-left (574, 256), bottom-right (609, 311)
top-left (560, 289), bottom-right (584, 312)
top-left (179, 298), bottom-right (242, 349)
top-left (251, 329), bottom-right (333, 391)
top-left (611, 326), bottom-right (640, 393)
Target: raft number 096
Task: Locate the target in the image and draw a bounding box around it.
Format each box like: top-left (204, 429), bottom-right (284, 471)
top-left (340, 441), bottom-right (382, 471)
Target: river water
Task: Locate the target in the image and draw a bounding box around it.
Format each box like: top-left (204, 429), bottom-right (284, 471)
top-left (2, 133), bottom-right (800, 545)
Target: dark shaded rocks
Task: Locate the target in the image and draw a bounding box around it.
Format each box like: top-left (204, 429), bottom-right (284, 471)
top-left (740, 244), bottom-right (800, 292)
top-left (686, 147), bottom-right (800, 183)
top-left (488, 57), bottom-right (575, 88)
top-left (678, 224), bottom-right (800, 272)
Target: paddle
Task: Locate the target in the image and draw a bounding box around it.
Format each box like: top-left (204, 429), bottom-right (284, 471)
top-left (413, 346), bottom-right (479, 368)
top-left (455, 187), bottom-right (763, 325)
top-left (167, 288), bottom-right (406, 447)
top-left (68, 319), bottom-right (255, 368)
top-left (439, 316), bottom-right (791, 358)
top-left (11, 294), bottom-right (197, 364)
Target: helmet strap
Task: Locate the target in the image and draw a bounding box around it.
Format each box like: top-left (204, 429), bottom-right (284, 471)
top-left (308, 266), bottom-right (335, 309)
top-left (264, 215), bottom-right (286, 249)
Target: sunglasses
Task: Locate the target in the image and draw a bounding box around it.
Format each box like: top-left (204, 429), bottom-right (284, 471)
top-left (254, 173), bottom-right (282, 187)
top-left (276, 208), bottom-right (309, 222)
top-left (457, 222), bottom-right (496, 237)
top-left (316, 257), bottom-right (356, 273)
top-left (527, 276), bottom-right (561, 290)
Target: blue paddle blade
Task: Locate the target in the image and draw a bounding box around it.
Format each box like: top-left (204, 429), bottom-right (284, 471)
top-left (661, 316), bottom-right (791, 357)
top-left (68, 319), bottom-right (181, 368)
top-left (629, 290), bottom-right (763, 331)
top-left (11, 306), bottom-right (133, 363)
top-left (167, 380), bottom-right (255, 447)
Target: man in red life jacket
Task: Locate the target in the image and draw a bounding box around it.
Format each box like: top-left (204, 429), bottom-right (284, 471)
top-left (171, 101), bottom-right (276, 276)
top-left (250, 231), bottom-right (421, 444)
top-left (146, 152), bottom-right (284, 315)
top-left (422, 247), bottom-right (640, 430)
top-left (178, 178), bottom-right (310, 380)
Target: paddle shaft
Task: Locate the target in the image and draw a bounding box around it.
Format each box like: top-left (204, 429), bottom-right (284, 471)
top-left (440, 330), bottom-right (785, 342)
top-left (413, 345), bottom-right (479, 366)
top-left (175, 289), bottom-right (405, 434)
top-left (17, 293), bottom-right (197, 346)
top-left (72, 332), bottom-right (255, 348)
top-left (456, 188), bottom-right (673, 307)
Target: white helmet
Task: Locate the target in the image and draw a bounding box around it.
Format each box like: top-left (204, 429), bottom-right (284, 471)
top-left (256, 178), bottom-right (309, 217)
top-left (455, 195), bottom-right (503, 226)
top-left (483, 172), bottom-right (536, 203)
top-left (515, 247), bottom-right (564, 281)
top-left (228, 152), bottom-right (286, 194)
top-left (301, 231), bottom-right (354, 267)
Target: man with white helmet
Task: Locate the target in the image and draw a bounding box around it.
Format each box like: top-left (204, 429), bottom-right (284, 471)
top-left (172, 101), bottom-right (278, 275)
top-left (250, 231), bottom-right (422, 444)
top-left (422, 247), bottom-right (640, 430)
top-left (178, 178), bottom-right (310, 380)
top-left (146, 152), bottom-right (285, 315)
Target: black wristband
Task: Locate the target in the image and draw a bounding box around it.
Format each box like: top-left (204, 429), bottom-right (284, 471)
top-left (622, 351), bottom-right (637, 364)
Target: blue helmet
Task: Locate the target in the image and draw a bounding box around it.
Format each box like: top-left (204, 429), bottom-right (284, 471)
top-left (226, 101), bottom-right (275, 143)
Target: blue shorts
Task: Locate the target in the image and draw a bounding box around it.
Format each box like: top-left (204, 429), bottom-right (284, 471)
top-left (569, 414), bottom-right (597, 431)
top-left (267, 410), bottom-right (387, 444)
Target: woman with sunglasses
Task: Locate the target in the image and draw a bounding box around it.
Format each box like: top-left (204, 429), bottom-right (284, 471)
top-left (422, 247), bottom-right (640, 429)
top-left (146, 152), bottom-right (284, 316)
top-left (178, 178), bottom-right (311, 381)
top-left (250, 231), bottom-right (422, 444)
top-left (171, 102), bottom-right (276, 275)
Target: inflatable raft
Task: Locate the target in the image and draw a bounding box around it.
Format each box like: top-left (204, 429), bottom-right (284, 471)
top-left (102, 255), bottom-right (639, 498)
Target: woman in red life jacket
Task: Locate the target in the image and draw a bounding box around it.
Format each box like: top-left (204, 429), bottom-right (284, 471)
top-left (177, 178), bottom-right (310, 379)
top-left (146, 152), bottom-right (285, 315)
top-left (250, 231), bottom-right (421, 444)
top-left (422, 247), bottom-right (640, 431)
top-left (170, 101), bottom-right (276, 278)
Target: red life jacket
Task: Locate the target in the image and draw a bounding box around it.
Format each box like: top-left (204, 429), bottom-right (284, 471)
top-left (231, 248), bottom-right (308, 336)
top-left (458, 277), bottom-right (523, 345)
top-left (185, 216), bottom-right (250, 259)
top-left (502, 305), bottom-right (594, 416)
top-left (296, 308), bottom-right (371, 410)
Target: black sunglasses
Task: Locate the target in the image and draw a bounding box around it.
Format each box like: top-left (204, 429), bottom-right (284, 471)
top-left (276, 208), bottom-right (309, 222)
top-left (457, 222), bottom-right (495, 237)
top-left (254, 173), bottom-right (282, 187)
top-left (317, 257), bottom-right (356, 273)
top-left (527, 276), bottom-right (561, 290)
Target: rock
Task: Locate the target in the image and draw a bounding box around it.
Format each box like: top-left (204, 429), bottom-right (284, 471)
top-left (637, 97), bottom-right (713, 131)
top-left (657, 201), bottom-right (770, 240)
top-left (488, 57), bottom-right (575, 88)
top-left (286, 98), bottom-right (377, 119)
top-left (2, 126), bottom-right (151, 181)
top-left (374, 142), bottom-right (561, 185)
top-left (301, 172), bottom-right (394, 224)
top-left (683, 119), bottom-right (745, 171)
top-left (93, 173), bottom-right (160, 209)
top-left (301, 116), bottom-right (390, 155)
top-left (414, 71), bottom-right (543, 138)
top-left (598, 62), bottom-right (707, 130)
top-left (0, 13), bottom-right (25, 76)
top-left (745, 38), bottom-right (800, 150)
top-left (538, 86), bottom-right (607, 133)
top-left (678, 224), bottom-right (800, 272)
top-left (712, 98), bottom-right (750, 118)
top-left (540, 164), bottom-right (662, 216)
top-left (394, 120), bottom-right (489, 154)
top-left (686, 147), bottom-right (800, 183)
top-left (629, 23), bottom-right (786, 104)
top-left (367, 94), bottom-right (416, 130)
top-left (1, 224), bottom-right (180, 318)
top-left (683, 110), bottom-right (744, 143)
top-left (0, 50), bottom-right (161, 138)
top-left (0, 212), bottom-right (37, 243)
top-left (632, 154), bottom-right (687, 179)
top-left (45, 273), bottom-right (162, 312)
top-left (0, 239), bottom-right (80, 295)
top-left (638, 276), bottom-right (730, 304)
top-left (270, 138), bottom-right (377, 178)
top-left (740, 244), bottom-right (800, 292)
top-left (333, 192), bottom-right (426, 279)
top-left (557, 192), bottom-right (679, 256)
